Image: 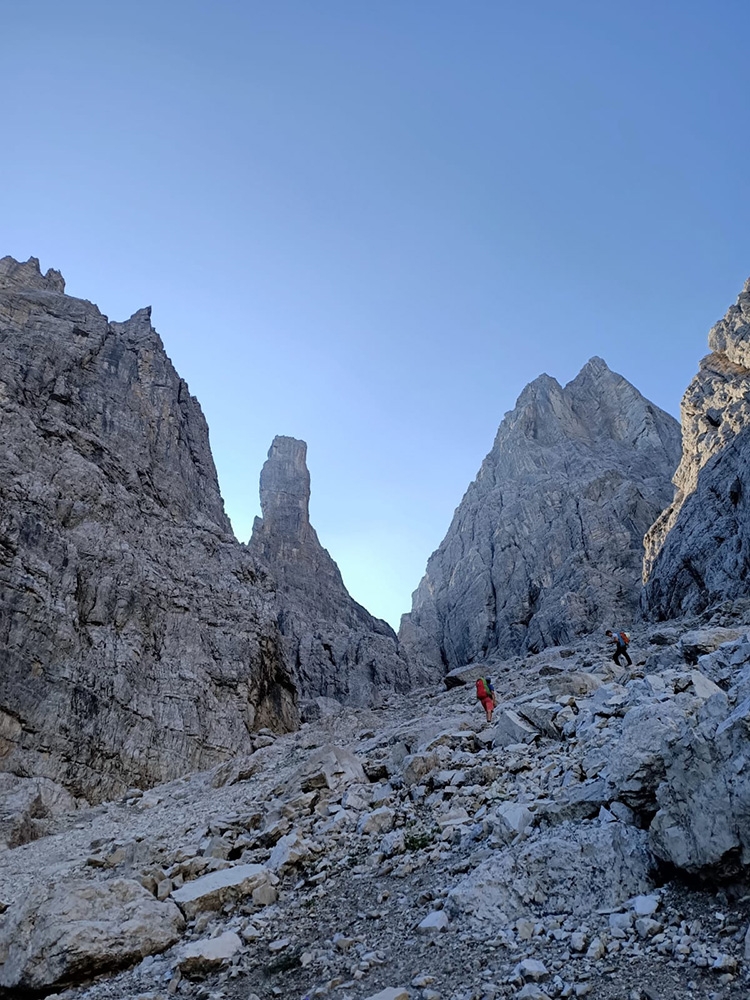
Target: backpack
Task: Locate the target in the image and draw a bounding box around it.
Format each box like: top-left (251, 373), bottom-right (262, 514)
top-left (619, 631), bottom-right (630, 645)
top-left (476, 677), bottom-right (491, 700)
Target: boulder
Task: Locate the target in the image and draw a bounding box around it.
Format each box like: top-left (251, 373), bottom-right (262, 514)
top-left (491, 709), bottom-right (538, 747)
top-left (0, 877), bottom-right (184, 990)
top-left (680, 628), bottom-right (744, 664)
top-left (0, 774), bottom-right (77, 849)
top-left (176, 931), bottom-right (242, 975)
top-left (517, 700), bottom-right (564, 739)
top-left (267, 831), bottom-right (314, 873)
top-left (417, 910), bottom-right (449, 933)
top-left (546, 673), bottom-right (603, 698)
top-left (357, 807), bottom-right (395, 835)
top-left (294, 745), bottom-right (367, 794)
top-left (446, 824), bottom-right (653, 924)
top-left (170, 864), bottom-right (275, 919)
top-left (604, 701), bottom-right (688, 812)
top-left (492, 802), bottom-right (534, 841)
top-left (650, 694), bottom-right (750, 874)
top-left (543, 779), bottom-right (612, 824)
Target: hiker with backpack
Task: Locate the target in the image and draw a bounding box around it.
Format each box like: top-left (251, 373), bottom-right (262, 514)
top-left (476, 676), bottom-right (498, 723)
top-left (606, 629), bottom-right (632, 667)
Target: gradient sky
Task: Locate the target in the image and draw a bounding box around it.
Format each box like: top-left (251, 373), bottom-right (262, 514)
top-left (2, 1), bottom-right (749, 627)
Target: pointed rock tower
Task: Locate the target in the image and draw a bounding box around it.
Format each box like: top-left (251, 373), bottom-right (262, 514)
top-left (249, 436), bottom-right (415, 705)
top-left (400, 358), bottom-right (681, 672)
top-left (644, 278), bottom-right (750, 617)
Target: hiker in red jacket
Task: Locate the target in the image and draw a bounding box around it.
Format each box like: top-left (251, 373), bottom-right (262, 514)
top-left (476, 676), bottom-right (498, 722)
top-left (606, 629), bottom-right (632, 667)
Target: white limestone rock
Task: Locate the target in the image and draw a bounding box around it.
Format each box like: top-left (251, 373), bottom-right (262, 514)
top-left (357, 807), bottom-right (395, 835)
top-left (0, 876), bottom-right (184, 990)
top-left (417, 909), bottom-right (449, 933)
top-left (294, 744), bottom-right (367, 794)
top-left (176, 930), bottom-right (242, 975)
top-left (267, 831), bottom-right (314, 872)
top-left (494, 802), bottom-right (533, 838)
top-left (649, 684), bottom-right (750, 874)
top-left (446, 823), bottom-right (653, 925)
top-left (0, 773), bottom-right (78, 849)
top-left (170, 863), bottom-right (275, 919)
top-left (491, 709), bottom-right (539, 747)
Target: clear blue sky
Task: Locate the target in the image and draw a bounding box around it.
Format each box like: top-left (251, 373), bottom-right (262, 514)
top-left (2, 1), bottom-right (749, 627)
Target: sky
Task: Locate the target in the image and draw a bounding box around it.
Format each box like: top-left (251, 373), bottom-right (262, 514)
top-left (2, 1), bottom-right (750, 627)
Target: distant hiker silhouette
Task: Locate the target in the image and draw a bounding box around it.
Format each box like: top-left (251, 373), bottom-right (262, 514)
top-left (476, 676), bottom-right (498, 722)
top-left (606, 629), bottom-right (632, 667)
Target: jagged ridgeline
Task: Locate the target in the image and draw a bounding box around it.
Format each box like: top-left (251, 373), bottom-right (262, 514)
top-left (400, 358), bottom-right (682, 671)
top-left (0, 256), bottom-right (423, 804)
top-left (0, 256), bottom-right (301, 801)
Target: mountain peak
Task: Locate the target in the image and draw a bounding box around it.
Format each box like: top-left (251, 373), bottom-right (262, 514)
top-left (0, 256), bottom-right (65, 293)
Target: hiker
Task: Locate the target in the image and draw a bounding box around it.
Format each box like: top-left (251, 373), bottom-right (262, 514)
top-left (476, 676), bottom-right (498, 722)
top-left (606, 629), bottom-right (632, 667)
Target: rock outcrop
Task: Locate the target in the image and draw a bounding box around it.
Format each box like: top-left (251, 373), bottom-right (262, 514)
top-left (400, 358), bottom-right (681, 671)
top-left (0, 256), bottom-right (297, 802)
top-left (644, 278), bottom-right (750, 618)
top-left (248, 436), bottom-right (415, 705)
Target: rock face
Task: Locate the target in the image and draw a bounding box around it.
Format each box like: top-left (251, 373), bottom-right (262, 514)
top-left (644, 278), bottom-right (750, 618)
top-left (248, 436), bottom-right (415, 705)
top-left (400, 358), bottom-right (681, 671)
top-left (0, 256), bottom-right (297, 802)
top-left (0, 877), bottom-right (185, 991)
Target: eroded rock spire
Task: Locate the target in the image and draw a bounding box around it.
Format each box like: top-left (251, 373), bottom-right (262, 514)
top-left (249, 435), bottom-right (420, 705)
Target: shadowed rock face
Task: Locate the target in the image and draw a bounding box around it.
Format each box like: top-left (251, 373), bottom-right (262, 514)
top-left (644, 278), bottom-right (750, 618)
top-left (0, 257), bottom-right (297, 801)
top-left (400, 358), bottom-right (681, 672)
top-left (249, 436), bottom-right (416, 705)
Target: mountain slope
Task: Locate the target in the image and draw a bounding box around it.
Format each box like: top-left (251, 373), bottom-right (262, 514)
top-left (0, 257), bottom-right (297, 800)
top-left (400, 358), bottom-right (681, 671)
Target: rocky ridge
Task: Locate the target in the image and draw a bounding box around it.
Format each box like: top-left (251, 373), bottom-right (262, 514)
top-left (400, 358), bottom-right (681, 673)
top-left (248, 436), bottom-right (416, 708)
top-left (0, 256), bottom-right (298, 803)
top-left (644, 277), bottom-right (750, 618)
top-left (2, 622), bottom-right (750, 999)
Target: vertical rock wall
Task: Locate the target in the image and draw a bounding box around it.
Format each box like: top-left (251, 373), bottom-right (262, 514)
top-left (0, 257), bottom-right (297, 801)
top-left (644, 278), bottom-right (750, 618)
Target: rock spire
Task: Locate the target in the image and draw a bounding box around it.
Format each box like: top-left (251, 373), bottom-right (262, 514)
top-left (249, 436), bottom-right (417, 705)
top-left (400, 358), bottom-right (681, 672)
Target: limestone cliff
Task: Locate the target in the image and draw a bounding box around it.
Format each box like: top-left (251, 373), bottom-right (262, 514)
top-left (248, 436), bottom-right (415, 705)
top-left (0, 257), bottom-right (297, 801)
top-left (644, 278), bottom-right (750, 618)
top-left (400, 358), bottom-right (681, 671)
